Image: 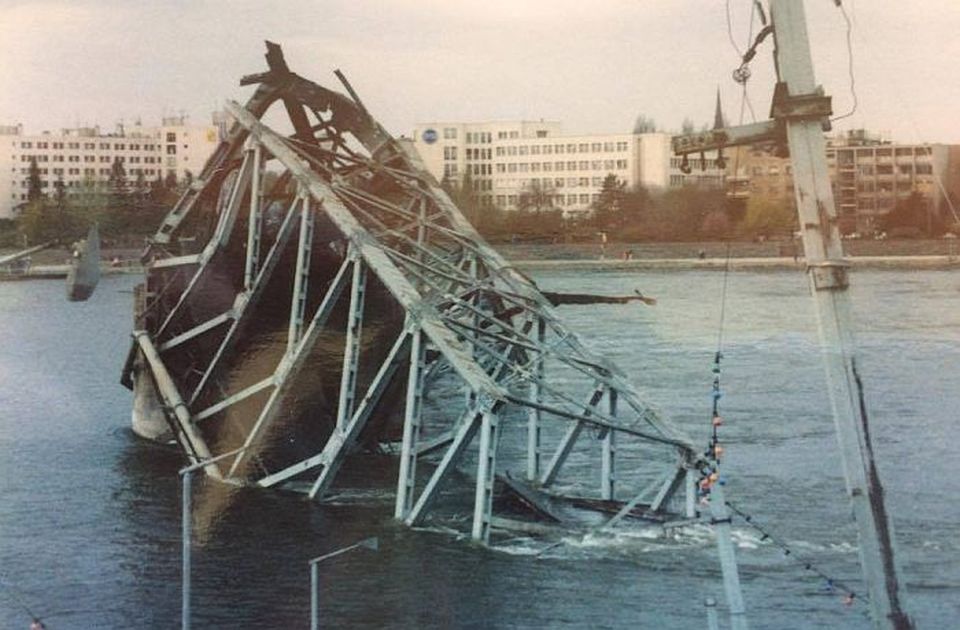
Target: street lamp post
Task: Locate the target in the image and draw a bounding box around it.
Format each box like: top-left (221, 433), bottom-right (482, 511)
top-left (309, 537), bottom-right (379, 630)
top-left (178, 447), bottom-right (247, 630)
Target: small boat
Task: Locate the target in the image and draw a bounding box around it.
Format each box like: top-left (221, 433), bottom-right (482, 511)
top-left (66, 224), bottom-right (100, 301)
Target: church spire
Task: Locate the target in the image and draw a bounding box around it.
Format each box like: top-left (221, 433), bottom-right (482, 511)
top-left (713, 88), bottom-right (725, 129)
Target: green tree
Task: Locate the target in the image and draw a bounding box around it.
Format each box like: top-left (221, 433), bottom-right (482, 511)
top-left (518, 179), bottom-right (555, 213)
top-left (443, 171), bottom-right (482, 225)
top-left (108, 157), bottom-right (128, 196)
top-left (164, 170), bottom-right (178, 191)
top-left (135, 171), bottom-right (147, 196)
top-left (633, 115), bottom-right (657, 134)
top-left (27, 158), bottom-right (43, 203)
top-left (880, 191), bottom-right (941, 236)
top-left (17, 201), bottom-right (54, 244)
top-left (51, 174), bottom-right (75, 238)
top-left (16, 158), bottom-right (54, 243)
top-left (591, 174), bottom-right (625, 229)
top-left (621, 185), bottom-right (651, 227)
top-left (150, 172), bottom-right (169, 205)
top-left (738, 196), bottom-right (798, 239)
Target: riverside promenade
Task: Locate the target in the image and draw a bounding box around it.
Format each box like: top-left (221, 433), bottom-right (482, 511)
top-left (497, 239), bottom-right (960, 271)
top-left (510, 255), bottom-right (960, 271)
top-left (2, 240), bottom-right (958, 280)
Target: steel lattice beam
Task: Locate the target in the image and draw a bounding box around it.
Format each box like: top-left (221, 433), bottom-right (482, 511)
top-left (127, 42), bottom-right (701, 543)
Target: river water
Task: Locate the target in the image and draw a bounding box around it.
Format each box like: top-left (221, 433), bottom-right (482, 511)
top-left (1, 267), bottom-right (958, 629)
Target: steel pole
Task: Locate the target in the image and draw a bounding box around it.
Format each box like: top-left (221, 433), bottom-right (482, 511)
top-left (308, 538), bottom-right (377, 628)
top-left (705, 597), bottom-right (719, 630)
top-left (310, 561), bottom-right (319, 630)
top-left (708, 482), bottom-right (747, 630)
top-left (181, 469), bottom-right (192, 630)
top-left (769, 2), bottom-right (913, 627)
top-left (177, 446), bottom-right (246, 630)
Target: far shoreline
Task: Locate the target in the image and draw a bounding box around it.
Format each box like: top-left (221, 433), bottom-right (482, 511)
top-left (510, 255), bottom-right (960, 271)
top-left (2, 238), bottom-right (958, 281)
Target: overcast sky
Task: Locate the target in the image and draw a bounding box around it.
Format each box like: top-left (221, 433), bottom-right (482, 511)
top-left (2, 0), bottom-right (959, 143)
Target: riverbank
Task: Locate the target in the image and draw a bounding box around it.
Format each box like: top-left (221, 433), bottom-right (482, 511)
top-left (510, 255), bottom-right (960, 271)
top-left (496, 238), bottom-right (960, 261)
top-left (497, 239), bottom-right (960, 270)
top-left (0, 263), bottom-right (142, 281)
top-left (2, 239), bottom-right (958, 280)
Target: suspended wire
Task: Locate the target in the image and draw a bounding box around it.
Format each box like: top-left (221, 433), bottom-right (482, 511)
top-left (725, 500), bottom-right (867, 610)
top-left (831, 1), bottom-right (859, 123)
top-left (724, 0), bottom-right (744, 58)
top-left (741, 91), bottom-right (757, 125)
top-left (0, 573), bottom-right (50, 627)
top-left (730, 1), bottom-right (759, 187)
top-left (715, 243), bottom-right (732, 354)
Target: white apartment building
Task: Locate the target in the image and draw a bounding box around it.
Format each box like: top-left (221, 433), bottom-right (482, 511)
top-left (411, 120), bottom-right (725, 216)
top-left (0, 116), bottom-right (220, 219)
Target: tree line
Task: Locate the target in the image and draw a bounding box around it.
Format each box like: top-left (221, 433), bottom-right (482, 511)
top-left (445, 173), bottom-right (799, 243)
top-left (5, 157), bottom-right (189, 247)
top-left (445, 172), bottom-right (957, 244)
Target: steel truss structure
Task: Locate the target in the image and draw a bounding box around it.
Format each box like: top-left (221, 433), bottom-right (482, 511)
top-left (123, 42), bottom-right (699, 543)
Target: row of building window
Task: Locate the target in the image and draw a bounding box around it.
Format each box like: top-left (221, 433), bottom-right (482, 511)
top-left (18, 153), bottom-right (165, 164)
top-left (850, 163), bottom-right (933, 176)
top-left (467, 179), bottom-right (494, 192)
top-left (444, 141), bottom-right (631, 161)
top-left (668, 157), bottom-right (723, 170)
top-left (495, 193), bottom-right (597, 207)
top-left (465, 148), bottom-right (492, 160)
top-left (17, 166), bottom-right (163, 175)
top-left (17, 167), bottom-right (162, 186)
top-left (18, 141), bottom-right (160, 151)
top-left (494, 160), bottom-right (628, 173)
top-left (467, 164), bottom-right (493, 176)
top-left (843, 181), bottom-right (921, 194)
top-left (465, 132), bottom-right (493, 144)
top-left (668, 174), bottom-right (724, 186)
top-left (837, 147), bottom-right (932, 158)
top-left (493, 176), bottom-right (608, 189)
top-left (833, 148), bottom-right (933, 164)
top-left (495, 142), bottom-right (629, 157)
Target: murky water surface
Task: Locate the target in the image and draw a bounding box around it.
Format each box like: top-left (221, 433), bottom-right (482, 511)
top-left (1, 268), bottom-right (958, 628)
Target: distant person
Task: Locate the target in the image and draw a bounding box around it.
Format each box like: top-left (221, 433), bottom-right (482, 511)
top-left (697, 249), bottom-right (706, 259)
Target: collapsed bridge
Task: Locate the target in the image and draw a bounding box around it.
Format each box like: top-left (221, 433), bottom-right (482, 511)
top-left (122, 42), bottom-right (701, 543)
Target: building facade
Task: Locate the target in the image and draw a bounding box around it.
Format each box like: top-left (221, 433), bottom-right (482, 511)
top-left (411, 121), bottom-right (724, 217)
top-left (726, 130), bottom-right (960, 234)
top-left (827, 131), bottom-right (955, 234)
top-left (0, 116), bottom-right (220, 219)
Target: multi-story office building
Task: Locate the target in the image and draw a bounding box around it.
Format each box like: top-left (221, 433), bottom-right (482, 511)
top-left (0, 116), bottom-right (220, 219)
top-left (827, 130), bottom-right (956, 234)
top-left (726, 130), bottom-right (960, 234)
top-left (411, 121), bottom-right (724, 217)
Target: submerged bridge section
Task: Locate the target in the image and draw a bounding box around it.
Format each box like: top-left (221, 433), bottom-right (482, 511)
top-left (123, 43), bottom-right (699, 542)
